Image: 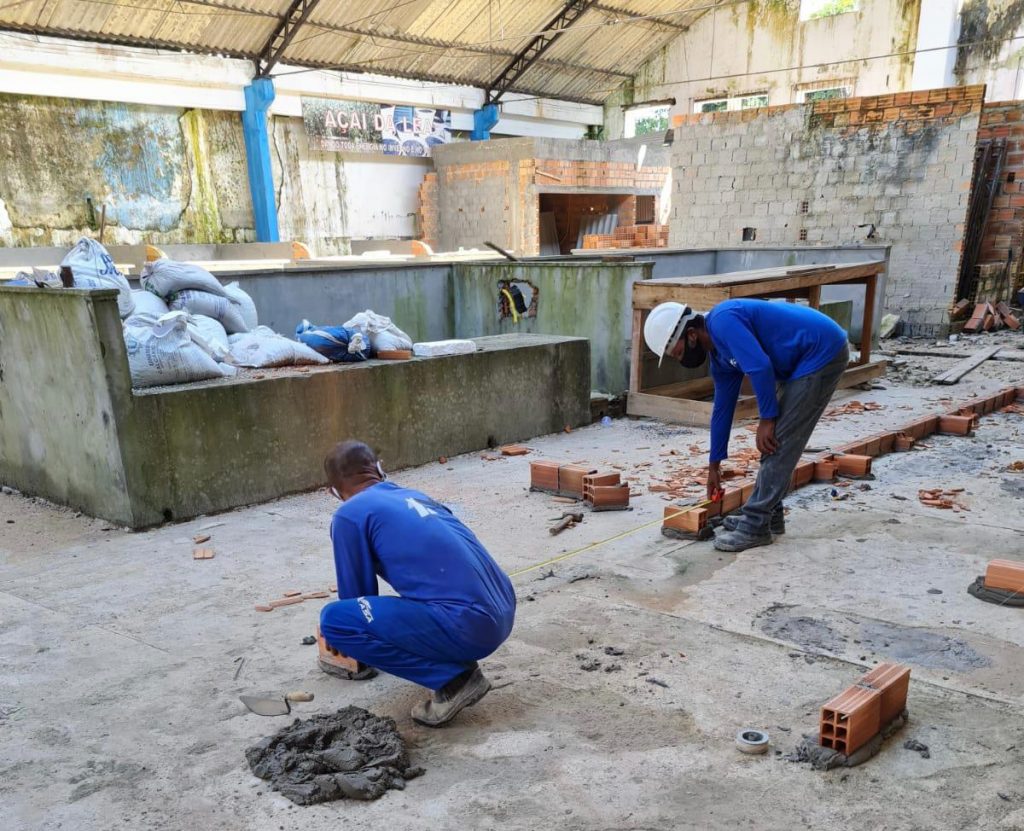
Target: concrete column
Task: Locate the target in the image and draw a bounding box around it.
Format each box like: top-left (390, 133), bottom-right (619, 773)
top-left (242, 77), bottom-right (280, 242)
top-left (911, 0), bottom-right (960, 91)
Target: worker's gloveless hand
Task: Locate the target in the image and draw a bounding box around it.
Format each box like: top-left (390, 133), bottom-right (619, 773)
top-left (756, 418), bottom-right (778, 456)
top-left (706, 463), bottom-right (722, 501)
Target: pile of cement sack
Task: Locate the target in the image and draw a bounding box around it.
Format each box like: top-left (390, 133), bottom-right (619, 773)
top-left (126, 256), bottom-right (325, 387)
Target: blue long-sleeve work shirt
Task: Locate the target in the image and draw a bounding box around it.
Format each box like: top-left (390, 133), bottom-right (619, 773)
top-left (705, 300), bottom-right (848, 462)
top-left (330, 481), bottom-right (516, 630)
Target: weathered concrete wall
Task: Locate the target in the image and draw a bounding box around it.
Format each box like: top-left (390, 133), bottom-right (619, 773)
top-left (0, 285), bottom-right (590, 526)
top-left (452, 261), bottom-right (652, 394)
top-left (0, 93), bottom-right (429, 254)
top-left (0, 286), bottom-right (133, 520)
top-left (670, 87), bottom-right (983, 335)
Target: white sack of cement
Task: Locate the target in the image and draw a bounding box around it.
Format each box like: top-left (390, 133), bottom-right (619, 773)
top-left (131, 289), bottom-right (170, 318)
top-left (169, 289), bottom-right (249, 334)
top-left (223, 281), bottom-right (258, 330)
top-left (62, 238), bottom-right (135, 318)
top-left (412, 339), bottom-right (476, 357)
top-left (228, 326), bottom-right (329, 368)
top-left (343, 310), bottom-right (413, 352)
top-left (186, 314), bottom-right (231, 363)
top-left (123, 312), bottom-right (231, 388)
top-left (141, 258), bottom-right (228, 300)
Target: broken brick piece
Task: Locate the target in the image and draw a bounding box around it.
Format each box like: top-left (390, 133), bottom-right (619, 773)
top-left (859, 662), bottom-right (910, 725)
top-left (192, 547), bottom-right (215, 560)
top-left (835, 454), bottom-right (872, 477)
top-left (268, 596), bottom-right (304, 608)
top-left (820, 685), bottom-right (882, 756)
top-left (254, 604), bottom-right (274, 612)
top-left (193, 534), bottom-right (211, 544)
top-left (894, 433), bottom-right (914, 452)
top-left (938, 414), bottom-right (973, 436)
top-left (983, 559), bottom-right (1024, 593)
top-left (376, 349), bottom-right (413, 360)
top-left (303, 591), bottom-right (330, 600)
top-left (283, 589), bottom-right (302, 597)
top-left (500, 445), bottom-right (529, 457)
top-left (530, 460), bottom-right (561, 493)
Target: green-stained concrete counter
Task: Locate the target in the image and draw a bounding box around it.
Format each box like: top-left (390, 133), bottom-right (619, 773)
top-left (0, 285), bottom-right (590, 527)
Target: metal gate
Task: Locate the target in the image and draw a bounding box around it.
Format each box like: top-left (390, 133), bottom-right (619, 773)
top-left (956, 138), bottom-right (1007, 302)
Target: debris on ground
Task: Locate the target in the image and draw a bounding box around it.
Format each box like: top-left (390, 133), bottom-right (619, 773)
top-left (903, 739), bottom-right (931, 758)
top-left (918, 488), bottom-right (970, 511)
top-left (824, 400), bottom-right (884, 418)
top-left (193, 533), bottom-right (211, 544)
top-left (645, 677), bottom-right (669, 688)
top-left (301, 635), bottom-right (317, 645)
top-left (500, 445), bottom-right (530, 457)
top-left (192, 547), bottom-right (215, 560)
top-left (245, 707), bottom-right (423, 805)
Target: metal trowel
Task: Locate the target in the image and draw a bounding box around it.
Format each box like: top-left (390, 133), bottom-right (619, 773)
top-left (240, 690), bottom-right (314, 716)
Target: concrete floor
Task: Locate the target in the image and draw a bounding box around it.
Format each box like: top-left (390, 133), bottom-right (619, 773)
top-left (2, 349), bottom-right (1024, 830)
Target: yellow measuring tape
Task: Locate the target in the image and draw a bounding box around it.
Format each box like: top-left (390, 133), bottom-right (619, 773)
top-left (508, 503), bottom-right (708, 578)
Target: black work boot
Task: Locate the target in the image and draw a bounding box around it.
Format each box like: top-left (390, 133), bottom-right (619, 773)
top-left (723, 507), bottom-right (786, 535)
top-left (411, 663), bottom-right (491, 727)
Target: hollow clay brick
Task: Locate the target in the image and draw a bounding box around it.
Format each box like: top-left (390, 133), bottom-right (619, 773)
top-left (876, 432), bottom-right (896, 454)
top-left (859, 662), bottom-right (911, 725)
top-left (317, 627), bottom-right (360, 673)
top-left (835, 454), bottom-right (872, 476)
top-left (663, 504), bottom-right (706, 533)
top-left (530, 461), bottom-right (561, 493)
top-left (588, 484), bottom-right (630, 509)
top-left (721, 487), bottom-right (743, 513)
top-left (983, 559), bottom-right (1024, 593)
top-left (583, 472), bottom-right (622, 488)
top-left (559, 465), bottom-right (597, 498)
top-left (863, 436), bottom-right (882, 457)
top-left (905, 415), bottom-right (939, 440)
top-left (938, 415), bottom-right (974, 435)
top-left (739, 481), bottom-right (755, 502)
top-left (814, 460), bottom-right (838, 481)
top-left (837, 440), bottom-right (869, 456)
top-left (791, 461), bottom-right (815, 489)
top-left (819, 685), bottom-right (882, 756)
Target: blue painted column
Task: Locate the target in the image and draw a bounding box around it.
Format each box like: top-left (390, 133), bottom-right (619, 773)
top-left (242, 77), bottom-right (280, 242)
top-left (471, 103), bottom-right (500, 141)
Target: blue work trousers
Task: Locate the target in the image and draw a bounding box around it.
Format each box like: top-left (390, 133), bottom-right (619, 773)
top-left (320, 595), bottom-right (511, 690)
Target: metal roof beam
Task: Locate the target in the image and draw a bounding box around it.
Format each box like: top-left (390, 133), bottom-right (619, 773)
top-left (294, 21), bottom-right (633, 79)
top-left (254, 0), bottom-right (323, 78)
top-left (590, 3), bottom-right (690, 33)
top-left (485, 0), bottom-right (597, 105)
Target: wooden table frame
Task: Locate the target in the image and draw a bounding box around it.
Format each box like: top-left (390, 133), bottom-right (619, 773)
top-left (628, 261), bottom-right (888, 426)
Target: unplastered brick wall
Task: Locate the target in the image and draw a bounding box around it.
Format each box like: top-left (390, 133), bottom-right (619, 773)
top-left (671, 86), bottom-right (985, 336)
top-left (418, 172), bottom-right (439, 251)
top-left (977, 102), bottom-right (1024, 293)
top-left (428, 138), bottom-right (669, 256)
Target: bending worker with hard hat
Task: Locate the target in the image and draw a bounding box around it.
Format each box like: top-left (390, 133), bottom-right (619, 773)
top-left (644, 299), bottom-right (850, 552)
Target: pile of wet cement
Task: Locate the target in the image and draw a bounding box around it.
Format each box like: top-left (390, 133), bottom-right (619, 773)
top-left (245, 706), bottom-right (423, 805)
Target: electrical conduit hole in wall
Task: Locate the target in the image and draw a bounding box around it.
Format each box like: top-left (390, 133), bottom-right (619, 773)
top-left (498, 280), bottom-right (538, 322)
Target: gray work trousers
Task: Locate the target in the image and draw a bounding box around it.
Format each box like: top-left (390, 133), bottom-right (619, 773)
top-left (735, 343), bottom-right (850, 535)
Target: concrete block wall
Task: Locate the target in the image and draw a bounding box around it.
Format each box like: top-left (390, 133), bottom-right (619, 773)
top-left (670, 86), bottom-right (985, 336)
top-left (976, 101), bottom-right (1024, 295)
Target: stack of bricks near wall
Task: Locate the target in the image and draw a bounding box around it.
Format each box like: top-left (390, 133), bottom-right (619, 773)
top-left (582, 224), bottom-right (670, 250)
top-left (530, 461), bottom-right (629, 510)
top-left (662, 384), bottom-right (1024, 535)
top-left (417, 172), bottom-right (439, 252)
top-left (820, 663), bottom-right (911, 756)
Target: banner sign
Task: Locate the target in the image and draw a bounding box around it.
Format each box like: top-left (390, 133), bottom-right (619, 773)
top-left (301, 98), bottom-right (452, 157)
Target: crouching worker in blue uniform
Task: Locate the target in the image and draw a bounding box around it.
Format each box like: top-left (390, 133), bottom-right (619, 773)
top-left (318, 440), bottom-right (516, 727)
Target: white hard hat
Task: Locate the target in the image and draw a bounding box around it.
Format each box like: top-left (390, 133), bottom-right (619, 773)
top-left (644, 302), bottom-right (699, 366)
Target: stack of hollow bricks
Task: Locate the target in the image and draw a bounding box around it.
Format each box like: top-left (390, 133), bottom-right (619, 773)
top-left (418, 172), bottom-right (439, 251)
top-left (530, 460), bottom-right (630, 510)
top-left (669, 85), bottom-right (984, 336)
top-left (820, 662), bottom-right (911, 756)
top-left (662, 384), bottom-right (1024, 535)
top-left (976, 101), bottom-right (1024, 292)
top-left (582, 223), bottom-right (670, 250)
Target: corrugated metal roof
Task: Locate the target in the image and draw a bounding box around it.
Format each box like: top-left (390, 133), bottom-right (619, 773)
top-left (0, 0), bottom-right (701, 104)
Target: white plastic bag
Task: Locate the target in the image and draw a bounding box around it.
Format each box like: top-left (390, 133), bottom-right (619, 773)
top-left (223, 281), bottom-right (258, 330)
top-left (186, 314), bottom-right (231, 363)
top-left (131, 289), bottom-right (169, 318)
top-left (228, 326), bottom-right (329, 368)
top-left (62, 238), bottom-right (134, 318)
top-left (343, 309), bottom-right (413, 352)
top-left (122, 312), bottom-right (230, 388)
top-left (412, 339), bottom-right (477, 357)
top-left (168, 289), bottom-right (249, 334)
top-left (140, 258), bottom-right (227, 299)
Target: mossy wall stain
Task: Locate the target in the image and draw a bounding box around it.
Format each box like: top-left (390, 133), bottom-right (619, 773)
top-left (956, 0), bottom-right (1024, 79)
top-left (894, 0), bottom-right (924, 88)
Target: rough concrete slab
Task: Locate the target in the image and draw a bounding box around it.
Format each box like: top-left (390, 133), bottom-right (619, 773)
top-left (1, 351), bottom-right (1023, 829)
